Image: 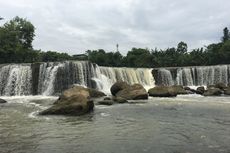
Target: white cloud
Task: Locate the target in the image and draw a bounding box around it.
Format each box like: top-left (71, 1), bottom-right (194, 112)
top-left (0, 0), bottom-right (230, 54)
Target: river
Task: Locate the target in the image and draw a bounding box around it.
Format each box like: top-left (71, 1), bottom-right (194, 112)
top-left (1, 95), bottom-right (230, 153)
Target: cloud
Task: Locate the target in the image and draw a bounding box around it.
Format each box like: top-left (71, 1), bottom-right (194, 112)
top-left (0, 0), bottom-right (230, 54)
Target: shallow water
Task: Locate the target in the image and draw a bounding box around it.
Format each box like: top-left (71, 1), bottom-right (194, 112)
top-left (0, 95), bottom-right (230, 153)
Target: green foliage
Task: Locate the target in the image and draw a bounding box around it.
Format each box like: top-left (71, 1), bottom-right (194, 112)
top-left (87, 49), bottom-right (123, 67)
top-left (1, 16), bottom-right (230, 68)
top-left (177, 41), bottom-right (187, 54)
top-left (0, 16), bottom-right (35, 63)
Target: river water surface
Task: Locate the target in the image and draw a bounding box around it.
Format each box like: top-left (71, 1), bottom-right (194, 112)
top-left (0, 95), bottom-right (230, 153)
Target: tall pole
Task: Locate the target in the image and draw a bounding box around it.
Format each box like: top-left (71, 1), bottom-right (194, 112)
top-left (116, 44), bottom-right (119, 52)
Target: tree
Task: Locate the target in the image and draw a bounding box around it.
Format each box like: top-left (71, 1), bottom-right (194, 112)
top-left (177, 41), bottom-right (187, 54)
top-left (2, 16), bottom-right (35, 49)
top-left (0, 16), bottom-right (35, 63)
top-left (222, 27), bottom-right (229, 43)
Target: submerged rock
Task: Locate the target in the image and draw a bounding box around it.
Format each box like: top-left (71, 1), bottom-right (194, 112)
top-left (104, 97), bottom-right (112, 100)
top-left (148, 86), bottom-right (177, 97)
top-left (0, 98), bottom-right (7, 103)
top-left (203, 88), bottom-right (222, 96)
top-left (98, 100), bottom-right (114, 105)
top-left (112, 96), bottom-right (128, 103)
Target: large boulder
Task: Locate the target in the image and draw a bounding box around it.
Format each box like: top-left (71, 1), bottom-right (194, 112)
top-left (148, 86), bottom-right (177, 97)
top-left (115, 84), bottom-right (148, 100)
top-left (40, 86), bottom-right (103, 116)
top-left (110, 81), bottom-right (129, 96)
top-left (0, 98), bottom-right (7, 103)
top-left (40, 94), bottom-right (94, 116)
top-left (203, 88), bottom-right (222, 96)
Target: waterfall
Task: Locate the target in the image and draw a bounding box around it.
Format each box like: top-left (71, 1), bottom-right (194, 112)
top-left (93, 66), bottom-right (155, 93)
top-left (153, 65), bottom-right (230, 87)
top-left (0, 64), bottom-right (32, 96)
top-left (0, 61), bottom-right (155, 96)
top-left (156, 69), bottom-right (174, 86)
top-left (1, 61), bottom-right (229, 96)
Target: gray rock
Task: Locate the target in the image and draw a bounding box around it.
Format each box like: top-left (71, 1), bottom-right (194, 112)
top-left (0, 98), bottom-right (7, 103)
top-left (196, 86), bottom-right (205, 94)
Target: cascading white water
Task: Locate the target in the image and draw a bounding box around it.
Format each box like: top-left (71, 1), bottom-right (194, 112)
top-left (0, 65), bottom-right (32, 96)
top-left (93, 66), bottom-right (155, 93)
top-left (38, 63), bottom-right (64, 96)
top-left (155, 65), bottom-right (230, 87)
top-left (176, 68), bottom-right (194, 86)
top-left (157, 69), bottom-right (174, 86)
top-left (1, 61), bottom-right (229, 96)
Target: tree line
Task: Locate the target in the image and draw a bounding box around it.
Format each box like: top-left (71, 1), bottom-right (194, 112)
top-left (0, 16), bottom-right (230, 68)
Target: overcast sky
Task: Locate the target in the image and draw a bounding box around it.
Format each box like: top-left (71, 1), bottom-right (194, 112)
top-left (0, 0), bottom-right (230, 55)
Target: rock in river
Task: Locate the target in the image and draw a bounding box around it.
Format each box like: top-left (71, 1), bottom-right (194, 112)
top-left (148, 86), bottom-right (177, 97)
top-left (0, 98), bottom-right (7, 104)
top-left (40, 86), bottom-right (102, 116)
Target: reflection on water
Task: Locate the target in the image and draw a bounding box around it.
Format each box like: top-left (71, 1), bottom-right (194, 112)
top-left (0, 95), bottom-right (230, 153)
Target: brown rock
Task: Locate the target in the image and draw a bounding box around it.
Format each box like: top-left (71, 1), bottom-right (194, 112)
top-left (110, 81), bottom-right (129, 96)
top-left (148, 86), bottom-right (177, 97)
top-left (116, 84), bottom-right (148, 100)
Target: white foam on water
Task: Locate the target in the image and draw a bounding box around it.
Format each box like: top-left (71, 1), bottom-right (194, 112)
top-left (100, 112), bottom-right (110, 117)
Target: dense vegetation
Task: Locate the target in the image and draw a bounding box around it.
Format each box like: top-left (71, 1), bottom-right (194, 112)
top-left (0, 16), bottom-right (230, 68)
